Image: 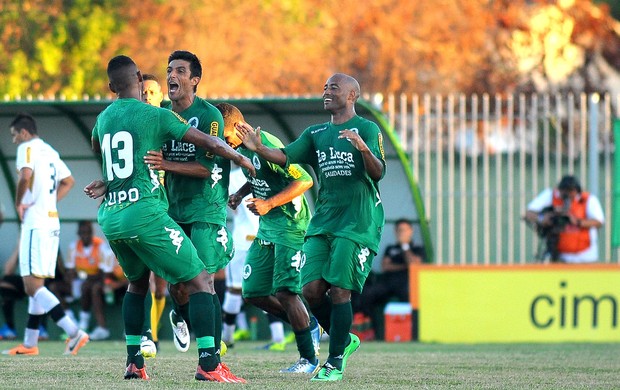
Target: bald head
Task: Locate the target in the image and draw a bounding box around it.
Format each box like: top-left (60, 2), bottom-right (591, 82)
top-left (107, 55), bottom-right (140, 94)
top-left (329, 73), bottom-right (360, 102)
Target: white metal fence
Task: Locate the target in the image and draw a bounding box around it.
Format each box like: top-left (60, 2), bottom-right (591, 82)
top-left (382, 92), bottom-right (619, 265)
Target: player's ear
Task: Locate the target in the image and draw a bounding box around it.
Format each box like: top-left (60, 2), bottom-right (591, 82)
top-left (108, 82), bottom-right (116, 94)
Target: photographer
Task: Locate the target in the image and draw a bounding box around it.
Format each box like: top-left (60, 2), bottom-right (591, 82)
top-left (524, 175), bottom-right (604, 263)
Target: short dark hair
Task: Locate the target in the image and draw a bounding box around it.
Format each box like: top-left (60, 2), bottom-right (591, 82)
top-left (107, 55), bottom-right (138, 92)
top-left (216, 102), bottom-right (245, 127)
top-left (394, 218), bottom-right (412, 228)
top-left (168, 50), bottom-right (202, 92)
top-left (558, 175), bottom-right (581, 193)
top-left (142, 73), bottom-right (159, 83)
top-left (10, 113), bottom-right (37, 135)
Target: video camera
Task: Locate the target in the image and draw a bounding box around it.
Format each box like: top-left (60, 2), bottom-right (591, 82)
top-left (535, 200), bottom-right (571, 262)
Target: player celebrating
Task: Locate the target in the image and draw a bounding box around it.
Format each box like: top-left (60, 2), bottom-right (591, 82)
top-left (236, 73), bottom-right (386, 381)
top-left (86, 55), bottom-right (252, 382)
top-left (218, 102), bottom-right (323, 373)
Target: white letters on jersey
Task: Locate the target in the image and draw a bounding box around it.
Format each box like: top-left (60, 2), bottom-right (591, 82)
top-left (164, 227), bottom-right (184, 254)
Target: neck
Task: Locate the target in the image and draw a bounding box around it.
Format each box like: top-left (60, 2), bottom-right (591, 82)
top-left (117, 86), bottom-right (141, 101)
top-left (172, 93), bottom-right (195, 113)
top-left (331, 109), bottom-right (356, 125)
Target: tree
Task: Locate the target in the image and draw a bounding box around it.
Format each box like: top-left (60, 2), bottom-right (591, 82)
top-left (0, 0), bottom-right (125, 99)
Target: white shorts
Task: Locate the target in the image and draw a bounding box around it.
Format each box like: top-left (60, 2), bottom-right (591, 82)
top-left (19, 227), bottom-right (59, 278)
top-left (225, 248), bottom-right (248, 289)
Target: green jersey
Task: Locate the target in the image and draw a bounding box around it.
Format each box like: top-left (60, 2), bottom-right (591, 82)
top-left (283, 115), bottom-right (386, 252)
top-left (92, 98), bottom-right (191, 239)
top-left (162, 97), bottom-right (229, 225)
top-left (238, 131), bottom-right (312, 247)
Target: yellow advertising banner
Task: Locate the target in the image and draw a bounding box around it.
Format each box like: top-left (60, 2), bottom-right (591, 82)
top-left (409, 265), bottom-right (620, 343)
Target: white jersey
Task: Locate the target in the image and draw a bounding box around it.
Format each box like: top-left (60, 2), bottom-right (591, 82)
top-left (16, 138), bottom-right (71, 230)
top-left (229, 167), bottom-right (259, 251)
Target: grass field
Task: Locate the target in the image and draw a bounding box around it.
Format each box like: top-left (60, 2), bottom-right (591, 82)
top-left (0, 339), bottom-right (618, 389)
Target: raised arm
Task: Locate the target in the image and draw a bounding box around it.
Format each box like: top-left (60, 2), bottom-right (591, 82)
top-left (182, 127), bottom-right (255, 176)
top-left (144, 150), bottom-right (210, 179)
top-left (235, 122), bottom-right (287, 167)
top-left (339, 129), bottom-right (384, 181)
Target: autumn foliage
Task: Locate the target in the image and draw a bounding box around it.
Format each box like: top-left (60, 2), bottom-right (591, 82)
top-left (0, 0), bottom-right (618, 99)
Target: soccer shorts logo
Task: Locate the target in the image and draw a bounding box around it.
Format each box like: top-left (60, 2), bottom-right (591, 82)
top-left (216, 226), bottom-right (229, 251)
top-left (164, 227), bottom-right (184, 254)
top-left (243, 264), bottom-right (252, 279)
top-left (358, 247), bottom-right (370, 272)
top-left (290, 251), bottom-right (305, 273)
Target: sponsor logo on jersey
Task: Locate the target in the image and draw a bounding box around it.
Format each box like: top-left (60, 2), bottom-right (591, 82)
top-left (358, 247), bottom-right (370, 272)
top-left (252, 155), bottom-right (261, 170)
top-left (378, 132), bottom-right (385, 159)
top-left (287, 165), bottom-right (302, 179)
top-left (170, 111), bottom-right (188, 124)
top-left (206, 121), bottom-right (219, 158)
top-left (310, 125), bottom-right (328, 134)
top-left (164, 226), bottom-right (184, 254)
top-left (106, 188), bottom-right (140, 205)
top-left (188, 117), bottom-right (199, 128)
top-left (243, 264), bottom-right (252, 279)
top-left (375, 191), bottom-right (382, 207)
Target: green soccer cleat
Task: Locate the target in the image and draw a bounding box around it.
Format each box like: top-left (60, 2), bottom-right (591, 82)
top-left (310, 362), bottom-right (343, 381)
top-left (233, 328), bottom-right (251, 341)
top-left (341, 332), bottom-right (360, 370)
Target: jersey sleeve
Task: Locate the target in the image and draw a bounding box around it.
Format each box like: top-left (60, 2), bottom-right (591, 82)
top-left (282, 127), bottom-right (313, 165)
top-left (195, 105), bottom-right (225, 170)
top-left (159, 108), bottom-right (191, 141)
top-left (363, 122), bottom-right (387, 180)
top-left (263, 132), bottom-right (312, 182)
top-left (15, 143), bottom-right (33, 171)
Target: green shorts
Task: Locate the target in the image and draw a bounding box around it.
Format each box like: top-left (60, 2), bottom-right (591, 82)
top-left (242, 240), bottom-right (303, 298)
top-left (179, 222), bottom-right (234, 274)
top-left (108, 213), bottom-right (204, 284)
top-left (302, 234), bottom-right (376, 293)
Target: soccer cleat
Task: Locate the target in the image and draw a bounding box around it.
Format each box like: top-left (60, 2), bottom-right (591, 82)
top-left (0, 324), bottom-right (17, 340)
top-left (64, 329), bottom-right (89, 355)
top-left (195, 363), bottom-right (247, 383)
top-left (341, 332), bottom-right (360, 370)
top-left (140, 336), bottom-right (157, 358)
top-left (124, 363), bottom-right (150, 380)
top-left (2, 344), bottom-right (39, 356)
top-left (280, 357), bottom-right (321, 374)
top-left (220, 340), bottom-right (228, 357)
top-left (310, 362), bottom-right (343, 381)
top-left (284, 331), bottom-right (296, 344)
top-left (233, 328), bottom-right (250, 341)
top-left (310, 320), bottom-right (324, 356)
top-left (257, 341), bottom-right (287, 351)
top-left (169, 309), bottom-right (190, 352)
top-left (88, 326), bottom-right (110, 341)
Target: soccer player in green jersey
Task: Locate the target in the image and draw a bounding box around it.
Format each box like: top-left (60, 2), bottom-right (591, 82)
top-left (236, 73), bottom-right (386, 382)
top-left (217, 103), bottom-right (323, 374)
top-left (85, 55), bottom-right (252, 382)
top-left (142, 51), bottom-right (239, 381)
